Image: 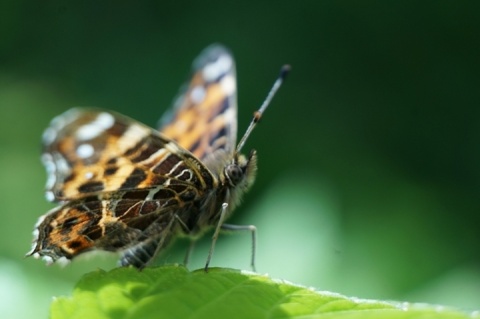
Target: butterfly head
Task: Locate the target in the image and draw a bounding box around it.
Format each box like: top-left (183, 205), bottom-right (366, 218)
top-left (225, 149), bottom-right (257, 192)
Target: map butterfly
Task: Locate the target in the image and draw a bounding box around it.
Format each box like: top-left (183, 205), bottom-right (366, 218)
top-left (27, 44), bottom-right (289, 270)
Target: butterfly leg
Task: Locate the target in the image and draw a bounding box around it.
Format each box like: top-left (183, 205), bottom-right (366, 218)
top-left (220, 223), bottom-right (257, 272)
top-left (204, 201), bottom-right (257, 272)
top-left (171, 214), bottom-right (196, 267)
top-left (204, 202), bottom-right (229, 272)
top-left (183, 240), bottom-right (196, 267)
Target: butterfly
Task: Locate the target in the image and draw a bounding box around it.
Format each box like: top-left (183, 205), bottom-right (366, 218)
top-left (27, 44), bottom-right (289, 270)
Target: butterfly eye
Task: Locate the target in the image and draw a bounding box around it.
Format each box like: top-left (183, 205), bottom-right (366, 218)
top-left (225, 164), bottom-right (244, 186)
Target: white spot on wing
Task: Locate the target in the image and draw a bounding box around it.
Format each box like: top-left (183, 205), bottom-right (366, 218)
top-left (56, 256), bottom-right (70, 267)
top-left (117, 124), bottom-right (150, 152)
top-left (43, 107), bottom-right (81, 145)
top-left (42, 127), bottom-right (57, 145)
top-left (85, 171), bottom-right (94, 179)
top-left (50, 108), bottom-right (81, 131)
top-left (45, 191), bottom-right (55, 202)
top-left (97, 112), bottom-right (115, 127)
top-left (223, 107), bottom-right (236, 123)
top-left (76, 112), bottom-right (115, 141)
top-left (42, 153), bottom-right (56, 189)
top-left (41, 255), bottom-right (54, 265)
top-left (190, 85), bottom-right (206, 104)
top-left (76, 143), bottom-right (94, 158)
top-left (220, 75), bottom-right (236, 95)
top-left (55, 155), bottom-right (70, 174)
top-left (203, 54), bottom-right (233, 82)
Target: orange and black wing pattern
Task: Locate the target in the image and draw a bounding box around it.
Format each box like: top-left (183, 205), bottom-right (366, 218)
top-left (28, 108), bottom-right (216, 267)
top-left (158, 45), bottom-right (238, 167)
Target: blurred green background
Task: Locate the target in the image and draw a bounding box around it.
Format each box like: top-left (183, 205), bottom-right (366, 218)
top-left (1, 1), bottom-right (479, 318)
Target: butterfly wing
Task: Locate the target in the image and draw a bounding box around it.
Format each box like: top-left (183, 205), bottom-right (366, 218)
top-left (30, 108), bottom-right (218, 266)
top-left (158, 44), bottom-right (238, 166)
top-left (27, 189), bottom-right (186, 266)
top-left (42, 108), bottom-right (215, 202)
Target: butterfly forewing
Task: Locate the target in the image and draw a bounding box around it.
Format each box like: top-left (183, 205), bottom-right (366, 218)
top-left (42, 108), bottom-right (215, 202)
top-left (158, 45), bottom-right (237, 165)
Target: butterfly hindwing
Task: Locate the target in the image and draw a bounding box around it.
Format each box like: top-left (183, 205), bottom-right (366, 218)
top-left (29, 189), bottom-right (186, 265)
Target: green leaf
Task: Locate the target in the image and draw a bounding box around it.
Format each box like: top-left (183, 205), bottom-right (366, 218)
top-left (51, 265), bottom-right (478, 319)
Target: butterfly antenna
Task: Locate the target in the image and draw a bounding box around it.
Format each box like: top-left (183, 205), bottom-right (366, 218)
top-left (236, 64), bottom-right (291, 154)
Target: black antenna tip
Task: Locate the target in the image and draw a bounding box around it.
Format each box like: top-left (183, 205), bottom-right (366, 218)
top-left (280, 64), bottom-right (291, 79)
